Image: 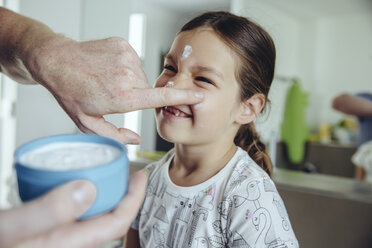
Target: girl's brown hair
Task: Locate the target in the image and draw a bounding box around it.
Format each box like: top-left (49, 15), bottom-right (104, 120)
top-left (180, 11), bottom-right (275, 177)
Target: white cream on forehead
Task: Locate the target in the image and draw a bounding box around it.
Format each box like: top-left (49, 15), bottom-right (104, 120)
top-left (181, 45), bottom-right (192, 60)
top-left (19, 142), bottom-right (122, 170)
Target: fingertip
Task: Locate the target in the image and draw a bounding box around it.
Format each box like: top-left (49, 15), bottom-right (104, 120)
top-left (44, 180), bottom-right (97, 219)
top-left (170, 88), bottom-right (204, 104)
top-left (119, 129), bottom-right (141, 145)
top-left (125, 170), bottom-right (148, 203)
top-left (109, 171), bottom-right (147, 221)
top-left (193, 90), bottom-right (204, 99)
top-left (70, 180), bottom-right (97, 211)
top-left (130, 170), bottom-right (148, 187)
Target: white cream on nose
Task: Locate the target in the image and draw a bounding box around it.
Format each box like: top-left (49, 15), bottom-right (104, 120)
top-left (193, 102), bottom-right (203, 109)
top-left (166, 81), bottom-right (175, 87)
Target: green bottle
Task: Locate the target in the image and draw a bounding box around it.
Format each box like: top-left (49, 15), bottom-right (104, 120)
top-left (281, 78), bottom-right (309, 164)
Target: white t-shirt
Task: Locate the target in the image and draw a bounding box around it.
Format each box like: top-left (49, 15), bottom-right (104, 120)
top-left (132, 147), bottom-right (299, 248)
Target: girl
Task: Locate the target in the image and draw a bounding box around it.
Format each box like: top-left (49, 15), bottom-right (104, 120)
top-left (125, 11), bottom-right (298, 248)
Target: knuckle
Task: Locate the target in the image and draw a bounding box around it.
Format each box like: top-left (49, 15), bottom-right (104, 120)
top-left (107, 37), bottom-right (130, 54)
top-left (116, 38), bottom-right (129, 50)
top-left (160, 87), bottom-right (170, 104)
top-left (126, 51), bottom-right (141, 65)
top-left (42, 197), bottom-right (66, 223)
top-left (107, 36), bottom-right (127, 46)
top-left (120, 68), bottom-right (136, 81)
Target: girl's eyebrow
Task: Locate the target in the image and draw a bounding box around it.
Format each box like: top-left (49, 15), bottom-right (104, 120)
top-left (193, 65), bottom-right (224, 80)
top-left (165, 53), bottom-right (224, 80)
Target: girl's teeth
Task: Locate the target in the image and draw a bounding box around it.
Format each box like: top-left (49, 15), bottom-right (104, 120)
top-left (163, 106), bottom-right (190, 117)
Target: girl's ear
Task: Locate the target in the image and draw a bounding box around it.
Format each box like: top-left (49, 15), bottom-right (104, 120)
top-left (236, 94), bottom-right (265, 125)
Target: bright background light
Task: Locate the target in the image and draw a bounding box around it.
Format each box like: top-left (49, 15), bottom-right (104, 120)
top-left (125, 13), bottom-right (146, 159)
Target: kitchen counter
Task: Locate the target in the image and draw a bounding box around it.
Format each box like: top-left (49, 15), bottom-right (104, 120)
top-left (273, 170), bottom-right (372, 248)
top-left (131, 158), bottom-right (372, 204)
top-left (273, 168), bottom-right (372, 204)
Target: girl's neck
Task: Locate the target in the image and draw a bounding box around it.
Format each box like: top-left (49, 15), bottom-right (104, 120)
top-left (169, 141), bottom-right (238, 187)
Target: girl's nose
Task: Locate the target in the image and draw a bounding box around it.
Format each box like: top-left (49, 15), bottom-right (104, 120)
top-left (166, 74), bottom-right (190, 89)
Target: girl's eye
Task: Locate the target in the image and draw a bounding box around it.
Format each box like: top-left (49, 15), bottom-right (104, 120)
top-left (164, 65), bottom-right (177, 73)
top-left (195, 76), bottom-right (214, 85)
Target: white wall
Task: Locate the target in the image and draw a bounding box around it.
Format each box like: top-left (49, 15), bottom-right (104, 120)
top-left (231, 0), bottom-right (312, 146)
top-left (82, 0), bottom-right (131, 40)
top-left (315, 13), bottom-right (372, 125)
top-left (16, 0), bottom-right (83, 146)
top-left (231, 0), bottom-right (302, 77)
top-left (231, 0), bottom-right (372, 132)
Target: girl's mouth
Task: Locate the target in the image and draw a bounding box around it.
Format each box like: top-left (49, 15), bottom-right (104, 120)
top-left (162, 106), bottom-right (193, 118)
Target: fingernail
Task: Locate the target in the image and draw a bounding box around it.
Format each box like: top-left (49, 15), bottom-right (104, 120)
top-left (194, 91), bottom-right (204, 99)
top-left (122, 131), bottom-right (141, 145)
top-left (124, 135), bottom-right (141, 145)
top-left (72, 181), bottom-right (96, 206)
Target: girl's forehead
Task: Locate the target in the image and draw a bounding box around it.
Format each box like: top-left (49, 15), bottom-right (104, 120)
top-left (167, 28), bottom-right (240, 90)
top-left (169, 28), bottom-right (237, 67)
top-left (172, 28), bottom-right (231, 55)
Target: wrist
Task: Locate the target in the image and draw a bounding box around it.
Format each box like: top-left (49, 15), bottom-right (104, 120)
top-left (22, 33), bottom-right (74, 87)
top-left (0, 7), bottom-right (74, 86)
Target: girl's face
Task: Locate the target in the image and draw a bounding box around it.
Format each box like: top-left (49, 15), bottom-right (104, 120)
top-left (155, 28), bottom-right (244, 146)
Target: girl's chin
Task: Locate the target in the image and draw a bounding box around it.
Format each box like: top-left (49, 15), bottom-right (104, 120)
top-left (157, 131), bottom-right (191, 145)
top-left (158, 133), bottom-right (178, 144)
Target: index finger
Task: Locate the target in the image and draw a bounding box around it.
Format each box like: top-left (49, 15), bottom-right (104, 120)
top-left (116, 87), bottom-right (204, 112)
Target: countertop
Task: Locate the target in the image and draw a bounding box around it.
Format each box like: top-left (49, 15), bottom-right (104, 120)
top-left (274, 168), bottom-right (372, 204)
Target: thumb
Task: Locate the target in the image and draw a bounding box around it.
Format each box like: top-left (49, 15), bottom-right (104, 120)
top-left (0, 181), bottom-right (96, 248)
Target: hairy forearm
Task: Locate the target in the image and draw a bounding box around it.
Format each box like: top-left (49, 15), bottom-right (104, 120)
top-left (332, 94), bottom-right (372, 117)
top-left (0, 7), bottom-right (63, 84)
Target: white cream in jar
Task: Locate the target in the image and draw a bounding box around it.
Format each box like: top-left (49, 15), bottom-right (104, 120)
top-left (19, 142), bottom-right (121, 170)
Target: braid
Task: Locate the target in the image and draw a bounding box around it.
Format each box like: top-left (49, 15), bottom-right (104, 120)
top-left (234, 123), bottom-right (273, 177)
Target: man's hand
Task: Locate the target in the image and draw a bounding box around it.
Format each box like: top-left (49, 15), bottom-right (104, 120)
top-left (0, 7), bottom-right (204, 144)
top-left (0, 171), bottom-right (147, 248)
top-left (26, 37), bottom-right (204, 144)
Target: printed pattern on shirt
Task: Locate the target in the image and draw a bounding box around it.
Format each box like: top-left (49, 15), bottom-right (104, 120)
top-left (132, 148), bottom-right (299, 248)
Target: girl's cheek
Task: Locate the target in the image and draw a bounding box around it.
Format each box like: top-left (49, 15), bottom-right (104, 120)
top-left (193, 91), bottom-right (215, 110)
